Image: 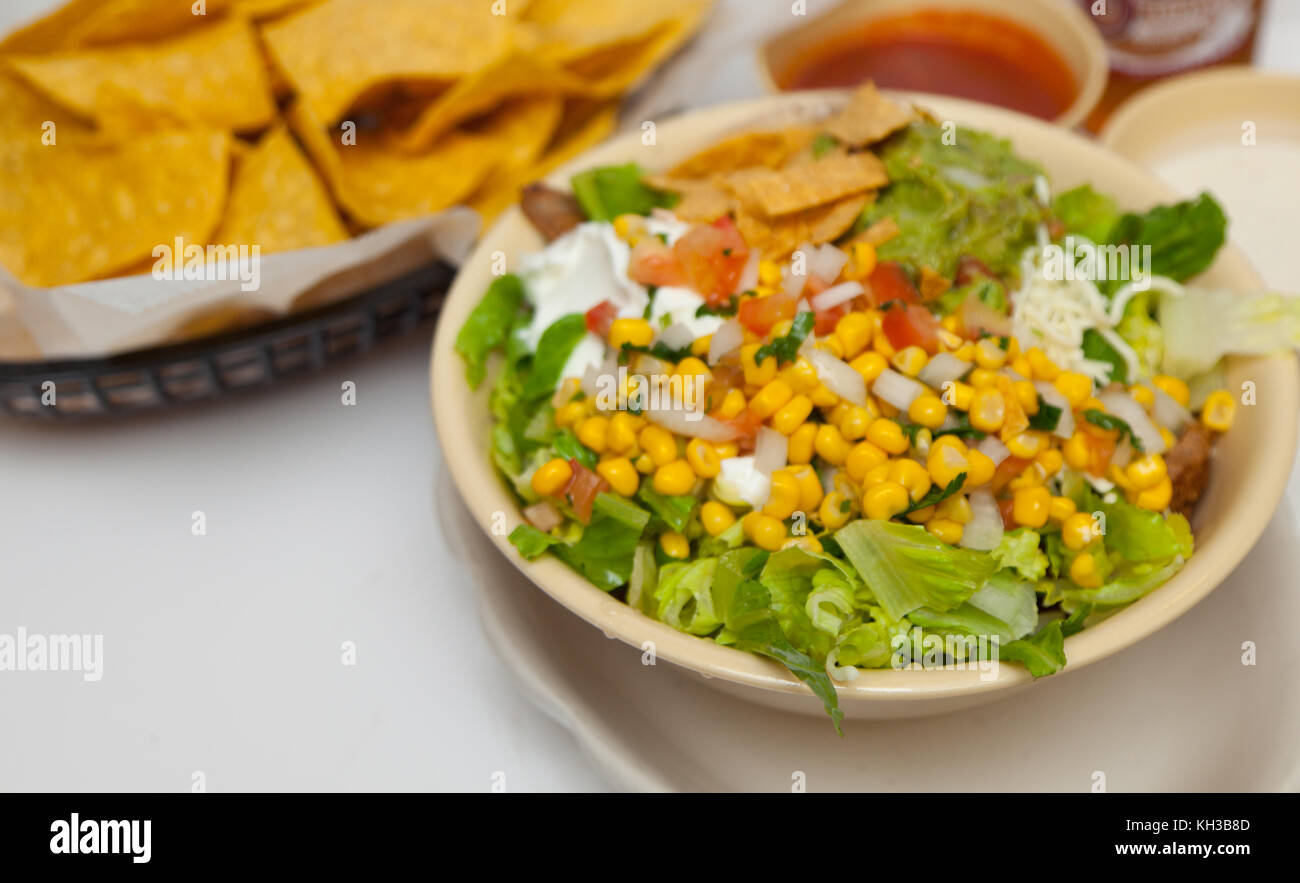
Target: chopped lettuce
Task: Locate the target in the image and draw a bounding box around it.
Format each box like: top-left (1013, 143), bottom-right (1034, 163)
top-left (1052, 184), bottom-right (1121, 244)
top-left (967, 570), bottom-right (1040, 640)
top-left (990, 528), bottom-right (1049, 581)
top-left (1107, 192), bottom-right (1227, 284)
top-left (509, 524), bottom-right (557, 560)
top-left (551, 508), bottom-right (645, 592)
top-left (520, 313), bottom-right (588, 400)
top-left (835, 519), bottom-right (997, 621)
top-left (637, 485), bottom-right (698, 533)
top-left (1158, 286), bottom-right (1300, 379)
top-left (571, 163), bottom-right (676, 221)
top-left (653, 558), bottom-right (721, 635)
top-left (1000, 620), bottom-right (1067, 678)
top-left (455, 274), bottom-right (525, 388)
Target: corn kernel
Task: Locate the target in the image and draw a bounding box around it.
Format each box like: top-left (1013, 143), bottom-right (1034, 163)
top-left (1036, 448), bottom-right (1064, 478)
top-left (772, 394), bottom-right (814, 435)
top-left (1201, 390), bottom-right (1237, 433)
top-left (1054, 372), bottom-right (1093, 408)
top-left (555, 400), bottom-right (588, 428)
top-left (787, 423), bottom-right (817, 464)
top-left (749, 378), bottom-right (794, 419)
top-left (926, 518), bottom-right (964, 544)
top-left (659, 531), bottom-right (690, 559)
top-left (700, 501), bottom-right (737, 537)
top-left (1130, 384), bottom-right (1155, 410)
top-left (969, 367), bottom-right (1000, 389)
top-left (845, 242), bottom-right (877, 281)
top-left (818, 336), bottom-right (846, 359)
top-left (606, 412), bottom-right (639, 454)
top-left (927, 442), bottom-right (970, 487)
top-left (866, 418), bottom-right (909, 454)
top-left (974, 337), bottom-right (1008, 369)
top-left (964, 449), bottom-right (995, 486)
top-left (863, 481), bottom-right (910, 520)
top-left (596, 457), bottom-right (639, 496)
top-left (1063, 431), bottom-right (1091, 470)
top-left (609, 318), bottom-right (654, 350)
top-left (891, 346), bottom-right (929, 377)
top-left (954, 341), bottom-right (977, 362)
top-left (1048, 495), bottom-right (1076, 523)
top-left (575, 415), bottom-right (609, 454)
top-left (1069, 551), bottom-right (1102, 588)
top-left (1062, 511), bottom-right (1100, 551)
top-left (634, 454), bottom-right (655, 474)
top-left (743, 513), bottom-right (787, 551)
top-left (819, 491), bottom-right (853, 529)
top-left (531, 458), bottom-right (573, 497)
top-left (717, 388), bottom-right (747, 419)
top-left (763, 470), bottom-right (801, 519)
top-left (814, 423), bottom-right (851, 464)
top-left (1012, 380), bottom-right (1039, 414)
top-left (936, 494), bottom-right (974, 524)
top-left (906, 505), bottom-right (935, 524)
top-left (908, 394), bottom-right (948, 430)
top-left (714, 442), bottom-right (738, 459)
top-left (685, 438), bottom-right (722, 478)
top-left (758, 259), bottom-right (782, 288)
top-left (944, 381), bottom-right (973, 411)
top-left (846, 440), bottom-right (889, 482)
top-left (782, 534), bottom-right (824, 553)
top-left (782, 357), bottom-right (819, 393)
top-left (968, 388), bottom-right (1006, 433)
top-left (1125, 453), bottom-right (1167, 491)
top-left (1005, 431), bottom-right (1047, 459)
top-left (809, 383), bottom-right (840, 408)
top-left (1012, 485), bottom-right (1051, 528)
top-left (639, 425), bottom-right (678, 466)
top-left (691, 334), bottom-right (712, 357)
top-left (1010, 355), bottom-right (1034, 380)
top-left (835, 311), bottom-right (874, 358)
top-left (889, 458), bottom-right (933, 502)
top-left (788, 465), bottom-right (824, 511)
top-left (1134, 476), bottom-right (1173, 511)
top-left (861, 462), bottom-right (893, 487)
top-left (1152, 374), bottom-right (1191, 407)
top-left (676, 356), bottom-right (711, 382)
top-left (741, 344), bottom-right (778, 386)
top-left (839, 405), bottom-right (873, 440)
top-left (1025, 347), bottom-right (1059, 382)
top-left (850, 351), bottom-right (888, 383)
top-left (653, 459), bottom-right (696, 495)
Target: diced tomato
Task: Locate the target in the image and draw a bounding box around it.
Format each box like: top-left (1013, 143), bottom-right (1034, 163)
top-left (954, 255), bottom-right (999, 287)
top-left (629, 237), bottom-right (686, 288)
top-left (672, 216), bottom-right (751, 304)
top-left (717, 408), bottom-right (763, 454)
top-left (813, 301), bottom-right (849, 336)
top-left (1083, 432), bottom-right (1117, 477)
top-left (737, 292), bottom-right (796, 337)
top-left (880, 302), bottom-right (940, 354)
top-left (990, 456), bottom-right (1030, 494)
top-left (865, 261), bottom-right (920, 307)
top-left (564, 460), bottom-right (608, 525)
top-left (584, 300), bottom-right (618, 336)
top-left (997, 497), bottom-right (1017, 530)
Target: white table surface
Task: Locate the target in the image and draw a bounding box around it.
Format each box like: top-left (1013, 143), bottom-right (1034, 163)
top-left (1, 0), bottom-right (1297, 793)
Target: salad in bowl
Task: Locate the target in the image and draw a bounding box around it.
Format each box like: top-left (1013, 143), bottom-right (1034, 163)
top-left (449, 85), bottom-right (1299, 727)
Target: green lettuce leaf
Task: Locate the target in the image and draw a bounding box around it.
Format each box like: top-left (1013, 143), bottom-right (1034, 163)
top-left (521, 313), bottom-right (588, 400)
top-left (455, 274), bottom-right (525, 388)
top-left (835, 519), bottom-right (997, 621)
top-left (653, 558), bottom-right (721, 635)
top-left (1107, 192), bottom-right (1227, 284)
top-left (990, 528), bottom-right (1049, 581)
top-left (509, 524), bottom-right (557, 560)
top-left (1000, 620), bottom-right (1066, 678)
top-left (551, 509), bottom-right (645, 591)
top-left (1158, 286), bottom-right (1300, 379)
top-left (637, 485), bottom-right (698, 533)
top-left (571, 163), bottom-right (676, 221)
top-left (1052, 184), bottom-right (1121, 244)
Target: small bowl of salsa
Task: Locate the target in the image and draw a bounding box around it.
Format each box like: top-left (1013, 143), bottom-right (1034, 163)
top-left (761, 0), bottom-right (1108, 129)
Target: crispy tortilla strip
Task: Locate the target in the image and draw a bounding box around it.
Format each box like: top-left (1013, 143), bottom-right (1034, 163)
top-left (823, 82), bottom-right (914, 147)
top-left (669, 127), bottom-right (814, 179)
top-left (7, 17), bottom-right (277, 133)
top-left (388, 51), bottom-right (587, 153)
top-left (0, 130), bottom-right (230, 287)
top-left (644, 176), bottom-right (735, 223)
top-left (527, 0), bottom-right (709, 61)
top-left (724, 152), bottom-right (887, 217)
top-left (919, 266), bottom-right (952, 302)
top-left (212, 125), bottom-right (348, 253)
top-left (287, 100), bottom-right (503, 229)
top-left (0, 0), bottom-right (231, 53)
top-left (263, 0), bottom-right (516, 125)
top-left (849, 216), bottom-right (900, 247)
top-left (736, 193), bottom-right (870, 260)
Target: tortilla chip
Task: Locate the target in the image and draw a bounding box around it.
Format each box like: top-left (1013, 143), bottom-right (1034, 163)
top-left (387, 50), bottom-right (587, 153)
top-left (668, 127), bottom-right (814, 179)
top-left (7, 17), bottom-right (277, 133)
top-left (823, 82), bottom-right (914, 148)
top-left (0, 73), bottom-right (91, 146)
top-left (919, 266), bottom-right (952, 302)
top-left (735, 193), bottom-right (870, 260)
top-left (0, 0), bottom-right (230, 53)
top-left (263, 0), bottom-right (517, 125)
top-left (558, 7), bottom-right (710, 95)
top-left (724, 152), bottom-right (888, 217)
top-left (287, 100), bottom-right (504, 229)
top-left (212, 126), bottom-right (347, 253)
top-left (231, 0), bottom-right (317, 20)
top-left (643, 176), bottom-right (734, 223)
top-left (0, 130), bottom-right (231, 287)
top-left (806, 192), bottom-right (872, 243)
top-left (467, 99), bottom-right (618, 224)
top-left (849, 216), bottom-right (900, 247)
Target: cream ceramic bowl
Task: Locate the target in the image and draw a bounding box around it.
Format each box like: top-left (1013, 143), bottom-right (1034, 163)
top-left (756, 0), bottom-right (1108, 130)
top-left (431, 91), bottom-right (1299, 720)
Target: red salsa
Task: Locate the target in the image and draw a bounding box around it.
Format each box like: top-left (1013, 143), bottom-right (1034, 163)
top-left (776, 10), bottom-right (1079, 122)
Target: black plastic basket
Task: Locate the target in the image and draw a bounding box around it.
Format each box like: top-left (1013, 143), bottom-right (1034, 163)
top-left (0, 260), bottom-right (454, 419)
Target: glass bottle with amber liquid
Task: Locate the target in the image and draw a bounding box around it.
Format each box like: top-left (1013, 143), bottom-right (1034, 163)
top-left (1079, 0), bottom-right (1267, 132)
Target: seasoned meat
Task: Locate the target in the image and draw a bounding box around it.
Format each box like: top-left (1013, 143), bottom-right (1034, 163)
top-left (520, 183), bottom-right (584, 242)
top-left (1166, 422), bottom-right (1213, 518)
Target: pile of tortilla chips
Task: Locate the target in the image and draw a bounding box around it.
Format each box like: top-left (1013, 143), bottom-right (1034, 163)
top-left (647, 83), bottom-right (914, 259)
top-left (0, 0), bottom-right (710, 290)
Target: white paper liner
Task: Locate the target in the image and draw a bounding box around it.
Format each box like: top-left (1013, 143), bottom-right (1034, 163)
top-left (0, 207), bottom-right (480, 362)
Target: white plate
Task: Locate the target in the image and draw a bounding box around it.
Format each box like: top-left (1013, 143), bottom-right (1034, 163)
top-left (450, 446), bottom-right (1300, 792)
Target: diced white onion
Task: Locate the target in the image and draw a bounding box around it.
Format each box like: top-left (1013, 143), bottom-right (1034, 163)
top-left (782, 267), bottom-right (806, 299)
top-left (580, 353), bottom-right (617, 401)
top-left (1098, 390), bottom-right (1166, 454)
top-left (872, 368), bottom-right (925, 411)
top-left (645, 407), bottom-right (737, 442)
top-left (959, 291), bottom-right (1013, 337)
top-left (1111, 437), bottom-right (1134, 469)
top-left (708, 319), bottom-right (743, 365)
top-left (806, 243), bottom-right (849, 284)
top-left (523, 502), bottom-right (562, 533)
top-left (1150, 386), bottom-right (1191, 434)
top-left (806, 347), bottom-right (867, 406)
top-left (960, 490), bottom-right (1004, 551)
top-left (809, 280), bottom-right (865, 313)
top-left (737, 249), bottom-right (760, 293)
top-left (1034, 381), bottom-right (1075, 439)
top-left (754, 426), bottom-right (788, 474)
top-left (976, 435), bottom-right (1010, 466)
top-left (657, 322), bottom-right (695, 352)
top-left (633, 353), bottom-right (668, 378)
top-left (918, 352), bottom-right (970, 390)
